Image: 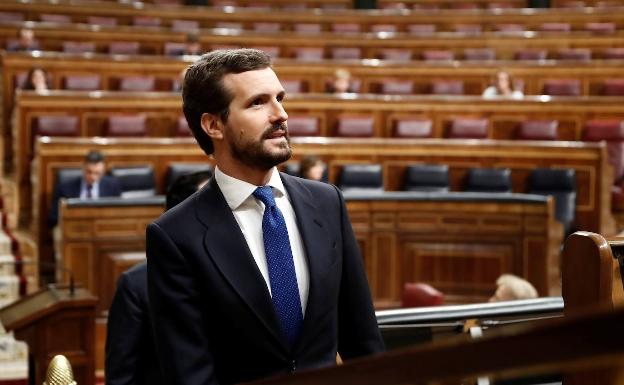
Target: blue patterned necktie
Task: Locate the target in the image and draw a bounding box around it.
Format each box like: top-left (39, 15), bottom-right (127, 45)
top-left (253, 186), bottom-right (303, 348)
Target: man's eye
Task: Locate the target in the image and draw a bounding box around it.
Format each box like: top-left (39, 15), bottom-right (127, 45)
top-left (251, 98), bottom-right (264, 106)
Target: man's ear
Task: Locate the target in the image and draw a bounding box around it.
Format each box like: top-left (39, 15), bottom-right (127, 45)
top-left (200, 113), bottom-right (224, 140)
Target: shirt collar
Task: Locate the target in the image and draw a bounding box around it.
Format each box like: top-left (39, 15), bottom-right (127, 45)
top-left (214, 166), bottom-right (287, 210)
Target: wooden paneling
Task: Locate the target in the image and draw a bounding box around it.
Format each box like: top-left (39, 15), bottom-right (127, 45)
top-left (59, 201), bottom-right (160, 315)
top-left (58, 194), bottom-right (561, 307)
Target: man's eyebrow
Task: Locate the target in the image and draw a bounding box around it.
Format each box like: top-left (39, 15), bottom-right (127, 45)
top-left (243, 90), bottom-right (286, 105)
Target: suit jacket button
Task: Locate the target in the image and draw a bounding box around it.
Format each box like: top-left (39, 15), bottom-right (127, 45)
top-left (289, 360), bottom-right (297, 373)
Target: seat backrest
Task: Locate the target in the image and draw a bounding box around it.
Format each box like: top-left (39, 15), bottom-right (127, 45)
top-left (107, 115), bottom-right (147, 137)
top-left (514, 49), bottom-right (547, 61)
top-left (585, 22), bottom-right (616, 33)
top-left (517, 120), bottom-right (559, 140)
top-left (379, 49), bottom-right (413, 62)
top-left (331, 23), bottom-right (361, 33)
top-left (294, 23), bottom-right (322, 34)
top-left (287, 116), bottom-right (320, 136)
top-left (464, 48), bottom-right (496, 60)
top-left (431, 80), bottom-right (464, 95)
top-left (0, 12), bottom-right (24, 22)
top-left (583, 120), bottom-right (624, 181)
top-left (604, 48), bottom-right (624, 60)
top-left (253, 22), bottom-right (281, 32)
top-left (393, 118), bottom-right (432, 138)
top-left (447, 118), bottom-right (488, 139)
top-left (453, 24), bottom-right (482, 33)
top-left (558, 48), bottom-right (592, 61)
top-left (63, 75), bottom-right (101, 91)
top-left (404, 164), bottom-right (449, 192)
top-left (172, 19), bottom-right (199, 32)
top-left (540, 22), bottom-right (571, 32)
top-left (529, 168), bottom-right (577, 235)
top-left (133, 16), bottom-right (161, 27)
top-left (119, 76), bottom-right (156, 92)
top-left (422, 50), bottom-right (454, 61)
top-left (338, 164), bottom-right (384, 192)
top-left (164, 42), bottom-right (186, 56)
top-left (283, 162), bottom-right (301, 177)
top-left (40, 14), bottom-right (71, 23)
top-left (407, 24), bottom-right (436, 35)
top-left (336, 115), bottom-right (374, 137)
top-left (371, 24), bottom-right (397, 33)
top-left (109, 166), bottom-right (156, 198)
top-left (62, 41), bottom-right (96, 54)
top-left (281, 79), bottom-right (305, 93)
top-left (35, 116), bottom-right (79, 136)
top-left (603, 79), bottom-right (624, 96)
top-left (495, 23), bottom-right (525, 32)
top-left (55, 168), bottom-right (83, 190)
top-left (402, 283), bottom-right (444, 308)
top-left (542, 79), bottom-right (581, 96)
top-left (109, 41), bottom-right (140, 55)
top-left (379, 79), bottom-right (413, 95)
top-left (294, 47), bottom-right (324, 61)
top-left (331, 47), bottom-right (361, 60)
top-left (465, 168), bottom-right (512, 193)
top-left (165, 163), bottom-right (212, 190)
top-left (176, 116), bottom-right (192, 136)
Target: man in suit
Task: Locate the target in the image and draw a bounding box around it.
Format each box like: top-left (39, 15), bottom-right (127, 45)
top-left (48, 150), bottom-right (122, 226)
top-left (147, 48), bottom-right (384, 385)
top-left (106, 171), bottom-right (212, 385)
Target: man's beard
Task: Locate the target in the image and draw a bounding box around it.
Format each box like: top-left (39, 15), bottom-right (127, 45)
top-left (229, 122), bottom-right (292, 170)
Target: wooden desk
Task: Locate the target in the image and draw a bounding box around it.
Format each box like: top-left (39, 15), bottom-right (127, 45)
top-left (0, 285), bottom-right (97, 385)
top-left (33, 137), bottom-right (614, 273)
top-left (58, 192), bottom-right (561, 307)
top-left (0, 0), bottom-right (622, 31)
top-left (58, 198), bottom-right (162, 315)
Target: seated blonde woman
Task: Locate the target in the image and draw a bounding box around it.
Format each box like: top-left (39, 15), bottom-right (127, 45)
top-left (489, 274), bottom-right (538, 302)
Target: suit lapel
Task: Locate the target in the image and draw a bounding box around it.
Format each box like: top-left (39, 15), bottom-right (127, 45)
top-left (195, 178), bottom-right (287, 351)
top-left (281, 174), bottom-right (336, 352)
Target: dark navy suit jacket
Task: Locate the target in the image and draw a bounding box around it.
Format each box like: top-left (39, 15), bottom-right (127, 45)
top-left (105, 262), bottom-right (163, 385)
top-left (147, 173), bottom-right (384, 385)
top-left (48, 175), bottom-right (122, 226)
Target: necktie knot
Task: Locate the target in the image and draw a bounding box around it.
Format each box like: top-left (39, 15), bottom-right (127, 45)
top-left (253, 186), bottom-right (276, 208)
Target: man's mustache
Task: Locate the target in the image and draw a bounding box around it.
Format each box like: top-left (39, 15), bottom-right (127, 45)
top-left (261, 122), bottom-right (289, 140)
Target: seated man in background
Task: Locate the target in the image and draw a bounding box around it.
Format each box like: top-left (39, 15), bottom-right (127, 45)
top-left (48, 150), bottom-right (121, 227)
top-left (106, 171), bottom-right (211, 385)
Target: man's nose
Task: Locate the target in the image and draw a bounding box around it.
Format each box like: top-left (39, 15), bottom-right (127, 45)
top-left (270, 99), bottom-right (288, 123)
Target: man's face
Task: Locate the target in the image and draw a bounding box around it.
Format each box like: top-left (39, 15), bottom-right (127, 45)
top-left (83, 162), bottom-right (105, 186)
top-left (20, 29), bottom-right (34, 46)
top-left (219, 67), bottom-right (291, 170)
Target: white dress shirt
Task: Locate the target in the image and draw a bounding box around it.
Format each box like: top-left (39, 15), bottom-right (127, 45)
top-left (214, 166), bottom-right (310, 314)
top-left (79, 179), bottom-right (100, 199)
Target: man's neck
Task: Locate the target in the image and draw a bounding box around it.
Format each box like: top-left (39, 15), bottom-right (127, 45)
top-left (216, 160), bottom-right (273, 186)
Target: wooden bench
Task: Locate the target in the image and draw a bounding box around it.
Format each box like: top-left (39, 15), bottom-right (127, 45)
top-left (32, 137), bottom-right (615, 273)
top-left (1, 21), bottom-right (622, 59)
top-left (5, 51), bottom-right (624, 149)
top-left (58, 191), bottom-right (561, 310)
top-left (1, 0), bottom-right (622, 31)
top-left (11, 91), bottom-right (621, 225)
